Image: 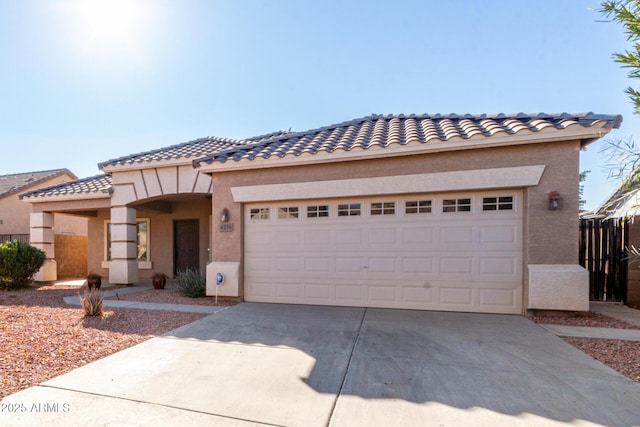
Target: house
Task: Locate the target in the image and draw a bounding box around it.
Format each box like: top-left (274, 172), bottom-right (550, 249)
top-left (584, 177), bottom-right (640, 306)
top-left (1, 169), bottom-right (88, 279)
top-left (20, 112), bottom-right (622, 314)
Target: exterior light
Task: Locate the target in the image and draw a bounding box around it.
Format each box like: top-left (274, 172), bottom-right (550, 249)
top-left (548, 191), bottom-right (561, 210)
top-left (220, 208), bottom-right (230, 222)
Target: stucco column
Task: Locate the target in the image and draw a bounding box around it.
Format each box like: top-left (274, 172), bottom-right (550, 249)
top-left (30, 212), bottom-right (57, 282)
top-left (109, 206), bottom-right (139, 284)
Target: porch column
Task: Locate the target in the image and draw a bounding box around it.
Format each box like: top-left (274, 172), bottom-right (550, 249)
top-left (30, 212), bottom-right (57, 282)
top-left (109, 206), bottom-right (139, 284)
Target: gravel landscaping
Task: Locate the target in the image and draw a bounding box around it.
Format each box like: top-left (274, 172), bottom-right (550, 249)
top-left (527, 311), bottom-right (640, 382)
top-left (0, 284), bottom-right (235, 399)
top-left (1, 284), bottom-right (638, 401)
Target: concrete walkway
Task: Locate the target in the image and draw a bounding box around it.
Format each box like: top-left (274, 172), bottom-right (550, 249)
top-left (540, 302), bottom-right (640, 341)
top-left (61, 283), bottom-right (227, 315)
top-left (2, 303), bottom-right (639, 427)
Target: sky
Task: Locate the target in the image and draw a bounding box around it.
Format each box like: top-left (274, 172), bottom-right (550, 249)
top-left (0, 0), bottom-right (637, 211)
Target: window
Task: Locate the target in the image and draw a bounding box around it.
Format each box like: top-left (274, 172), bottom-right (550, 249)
top-left (371, 202), bottom-right (395, 215)
top-left (443, 198), bottom-right (471, 213)
top-left (338, 203), bottom-right (361, 216)
top-left (483, 196), bottom-right (514, 211)
top-left (250, 208), bottom-right (270, 220)
top-left (106, 219), bottom-right (149, 262)
top-left (307, 205), bottom-right (329, 218)
top-left (278, 207), bottom-right (299, 219)
top-left (406, 200), bottom-right (432, 214)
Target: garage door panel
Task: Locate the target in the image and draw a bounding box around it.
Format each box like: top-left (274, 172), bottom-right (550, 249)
top-left (478, 256), bottom-right (518, 276)
top-left (304, 229), bottom-right (332, 245)
top-left (439, 257), bottom-right (474, 275)
top-left (440, 287), bottom-right (474, 306)
top-left (275, 257), bottom-right (299, 272)
top-left (276, 230), bottom-right (300, 246)
top-left (245, 191), bottom-right (523, 314)
top-left (335, 257), bottom-right (363, 273)
top-left (366, 257), bottom-right (397, 273)
top-left (439, 226), bottom-right (474, 244)
top-left (304, 257), bottom-right (332, 272)
top-left (402, 257), bottom-right (435, 274)
top-left (479, 288), bottom-right (517, 308)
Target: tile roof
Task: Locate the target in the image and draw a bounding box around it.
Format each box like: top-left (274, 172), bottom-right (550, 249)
top-left (192, 112), bottom-right (622, 167)
top-left (98, 130), bottom-right (288, 169)
top-left (0, 169), bottom-right (76, 199)
top-left (19, 174), bottom-right (112, 200)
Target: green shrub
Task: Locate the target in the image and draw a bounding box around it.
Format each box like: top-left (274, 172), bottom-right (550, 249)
top-left (79, 288), bottom-right (104, 317)
top-left (174, 268), bottom-right (206, 298)
top-left (0, 240), bottom-right (46, 290)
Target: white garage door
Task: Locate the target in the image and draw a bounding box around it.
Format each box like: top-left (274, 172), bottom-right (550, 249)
top-left (244, 190), bottom-right (523, 314)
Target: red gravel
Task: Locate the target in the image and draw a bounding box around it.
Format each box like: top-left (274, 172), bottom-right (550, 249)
top-left (0, 284), bottom-right (212, 399)
top-left (527, 310), bottom-right (640, 382)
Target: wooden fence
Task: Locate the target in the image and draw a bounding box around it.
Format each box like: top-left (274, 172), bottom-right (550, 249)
top-left (579, 218), bottom-right (628, 302)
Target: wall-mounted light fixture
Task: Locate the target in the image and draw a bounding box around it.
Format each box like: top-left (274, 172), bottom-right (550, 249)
top-left (220, 208), bottom-right (230, 222)
top-left (548, 191), bottom-right (561, 210)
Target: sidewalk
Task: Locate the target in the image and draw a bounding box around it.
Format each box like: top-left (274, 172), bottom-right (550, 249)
top-left (540, 301), bottom-right (640, 341)
top-left (61, 281), bottom-right (228, 315)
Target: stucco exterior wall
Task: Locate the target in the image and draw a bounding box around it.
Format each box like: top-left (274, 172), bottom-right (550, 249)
top-left (210, 140), bottom-right (581, 269)
top-left (1, 174), bottom-right (86, 236)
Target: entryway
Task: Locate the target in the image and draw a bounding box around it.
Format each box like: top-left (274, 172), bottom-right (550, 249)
top-left (174, 219), bottom-right (199, 274)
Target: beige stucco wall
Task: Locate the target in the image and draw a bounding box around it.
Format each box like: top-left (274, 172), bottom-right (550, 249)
top-left (87, 199), bottom-right (211, 280)
top-left (1, 174), bottom-right (87, 237)
top-left (208, 140), bottom-right (582, 299)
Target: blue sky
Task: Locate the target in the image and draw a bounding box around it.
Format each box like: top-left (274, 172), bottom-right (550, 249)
top-left (0, 0), bottom-right (636, 210)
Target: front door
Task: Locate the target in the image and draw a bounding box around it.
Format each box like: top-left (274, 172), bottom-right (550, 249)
top-left (174, 219), bottom-right (200, 274)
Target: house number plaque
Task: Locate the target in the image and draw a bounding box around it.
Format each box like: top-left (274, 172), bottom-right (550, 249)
top-left (219, 223), bottom-right (234, 232)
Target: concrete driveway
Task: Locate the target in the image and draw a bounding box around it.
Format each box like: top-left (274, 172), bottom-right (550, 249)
top-left (2, 303), bottom-right (640, 426)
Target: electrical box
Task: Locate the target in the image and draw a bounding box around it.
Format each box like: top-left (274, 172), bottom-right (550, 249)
top-left (206, 262), bottom-right (240, 297)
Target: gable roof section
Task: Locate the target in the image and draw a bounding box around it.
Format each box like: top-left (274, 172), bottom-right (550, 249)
top-left (193, 112), bottom-right (622, 171)
top-left (98, 130), bottom-right (288, 172)
top-left (0, 169), bottom-right (77, 200)
top-left (20, 174), bottom-right (112, 201)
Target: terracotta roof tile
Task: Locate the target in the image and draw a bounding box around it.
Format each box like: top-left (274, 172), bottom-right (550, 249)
top-left (98, 130), bottom-right (287, 168)
top-left (192, 112), bottom-right (622, 167)
top-left (19, 174), bottom-right (112, 199)
top-left (0, 169), bottom-right (76, 199)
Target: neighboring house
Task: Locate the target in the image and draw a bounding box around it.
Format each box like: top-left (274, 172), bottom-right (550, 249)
top-left (21, 112), bottom-right (621, 314)
top-left (586, 178), bottom-right (640, 306)
top-left (1, 169), bottom-right (88, 279)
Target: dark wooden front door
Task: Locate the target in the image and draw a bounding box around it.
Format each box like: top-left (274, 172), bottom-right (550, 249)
top-left (174, 220), bottom-right (199, 274)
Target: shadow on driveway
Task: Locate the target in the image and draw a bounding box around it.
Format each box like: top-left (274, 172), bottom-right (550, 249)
top-left (2, 302), bottom-right (640, 426)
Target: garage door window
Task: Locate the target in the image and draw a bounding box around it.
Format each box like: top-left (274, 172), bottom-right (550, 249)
top-left (338, 203), bottom-right (361, 217)
top-left (250, 208), bottom-right (270, 220)
top-left (371, 202), bottom-right (395, 215)
top-left (482, 196), bottom-right (514, 211)
top-left (307, 205), bottom-right (329, 218)
top-left (443, 198), bottom-right (471, 213)
top-left (278, 207), bottom-right (299, 219)
top-left (406, 200), bottom-right (432, 214)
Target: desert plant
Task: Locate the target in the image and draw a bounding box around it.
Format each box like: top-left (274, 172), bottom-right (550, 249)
top-left (0, 240), bottom-right (46, 289)
top-left (174, 268), bottom-right (206, 298)
top-left (79, 288), bottom-right (104, 317)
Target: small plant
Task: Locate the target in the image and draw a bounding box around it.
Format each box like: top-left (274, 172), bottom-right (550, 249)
top-left (79, 288), bottom-right (104, 317)
top-left (174, 268), bottom-right (206, 298)
top-left (0, 240), bottom-right (46, 289)
top-left (86, 272), bottom-right (102, 290)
